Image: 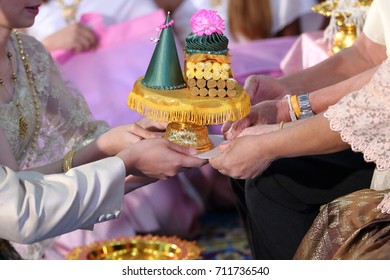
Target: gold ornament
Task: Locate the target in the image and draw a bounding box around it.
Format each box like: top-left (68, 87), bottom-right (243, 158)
top-left (312, 0), bottom-right (373, 53)
top-left (56, 0), bottom-right (82, 24)
top-left (14, 31), bottom-right (42, 167)
top-left (62, 150), bottom-right (76, 173)
top-left (0, 49), bottom-right (28, 139)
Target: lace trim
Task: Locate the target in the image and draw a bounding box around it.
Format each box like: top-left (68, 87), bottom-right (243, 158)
top-left (324, 58), bottom-right (390, 171)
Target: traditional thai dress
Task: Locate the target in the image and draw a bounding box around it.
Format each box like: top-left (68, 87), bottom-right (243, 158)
top-left (294, 58), bottom-right (390, 260)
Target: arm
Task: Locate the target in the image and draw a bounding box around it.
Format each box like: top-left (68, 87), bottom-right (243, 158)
top-left (1, 138), bottom-right (206, 244)
top-left (308, 65), bottom-right (379, 113)
top-left (223, 66), bottom-right (379, 139)
top-left (0, 157), bottom-right (125, 244)
top-left (209, 113), bottom-right (349, 179)
top-left (278, 32), bottom-right (386, 94)
top-left (41, 23), bottom-right (99, 52)
top-left (248, 32), bottom-right (386, 105)
top-left (29, 123), bottom-right (161, 174)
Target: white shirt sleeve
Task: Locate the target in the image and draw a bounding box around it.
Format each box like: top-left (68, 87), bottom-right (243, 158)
top-left (270, 0), bottom-right (319, 35)
top-left (363, 0), bottom-right (385, 46)
top-left (0, 157), bottom-right (125, 244)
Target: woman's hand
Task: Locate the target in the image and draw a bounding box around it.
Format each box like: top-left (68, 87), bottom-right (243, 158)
top-left (117, 138), bottom-right (207, 180)
top-left (95, 123), bottom-right (160, 156)
top-left (244, 75), bottom-right (289, 105)
top-left (208, 135), bottom-right (274, 179)
top-left (124, 175), bottom-right (158, 194)
top-left (222, 100), bottom-right (290, 139)
top-left (41, 23), bottom-right (99, 52)
top-left (136, 117), bottom-right (167, 132)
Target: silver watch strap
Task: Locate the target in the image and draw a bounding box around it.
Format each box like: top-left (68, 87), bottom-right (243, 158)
top-left (297, 93), bottom-right (314, 119)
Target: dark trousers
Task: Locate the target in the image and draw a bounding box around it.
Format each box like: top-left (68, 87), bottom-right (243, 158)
top-left (232, 149), bottom-right (375, 260)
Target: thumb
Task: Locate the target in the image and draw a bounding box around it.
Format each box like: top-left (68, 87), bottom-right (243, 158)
top-left (225, 118), bottom-right (251, 139)
top-left (168, 142), bottom-right (198, 156)
top-left (218, 140), bottom-right (230, 150)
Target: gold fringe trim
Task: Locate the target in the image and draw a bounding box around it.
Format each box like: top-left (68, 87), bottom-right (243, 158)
top-left (128, 92), bottom-right (250, 126)
top-left (128, 78), bottom-right (251, 125)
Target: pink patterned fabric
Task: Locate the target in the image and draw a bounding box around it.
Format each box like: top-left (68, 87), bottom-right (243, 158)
top-left (280, 31), bottom-right (330, 75)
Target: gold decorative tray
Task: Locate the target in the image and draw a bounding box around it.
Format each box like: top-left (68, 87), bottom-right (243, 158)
top-left (66, 234), bottom-right (202, 260)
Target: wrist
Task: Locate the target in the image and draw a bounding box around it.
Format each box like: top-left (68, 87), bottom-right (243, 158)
top-left (278, 98), bottom-right (292, 122)
top-left (283, 94), bottom-right (298, 121)
top-left (297, 93), bottom-right (315, 119)
top-left (284, 93), bottom-right (315, 121)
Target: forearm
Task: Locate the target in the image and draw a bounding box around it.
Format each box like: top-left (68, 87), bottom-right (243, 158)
top-left (309, 66), bottom-right (379, 113)
top-left (0, 158), bottom-right (125, 243)
top-left (278, 33), bottom-right (386, 94)
top-left (29, 140), bottom-right (108, 174)
top-left (264, 114), bottom-right (350, 161)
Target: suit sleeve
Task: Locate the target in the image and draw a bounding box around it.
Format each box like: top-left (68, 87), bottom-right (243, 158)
top-left (0, 157), bottom-right (125, 244)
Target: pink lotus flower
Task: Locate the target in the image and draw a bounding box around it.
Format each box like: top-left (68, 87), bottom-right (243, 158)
top-left (190, 9), bottom-right (225, 36)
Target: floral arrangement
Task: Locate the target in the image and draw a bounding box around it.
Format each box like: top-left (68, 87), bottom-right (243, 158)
top-left (190, 9), bottom-right (225, 36)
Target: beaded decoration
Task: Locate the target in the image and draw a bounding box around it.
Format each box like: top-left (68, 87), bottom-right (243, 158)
top-left (150, 14), bottom-right (174, 43)
top-left (14, 31), bottom-right (42, 168)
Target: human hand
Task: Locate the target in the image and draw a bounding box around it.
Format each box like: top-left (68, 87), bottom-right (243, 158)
top-left (123, 175), bottom-right (158, 194)
top-left (236, 123), bottom-right (280, 137)
top-left (41, 23), bottom-right (98, 52)
top-left (222, 100), bottom-right (290, 139)
top-left (244, 75), bottom-right (289, 105)
top-left (96, 123), bottom-right (160, 156)
top-left (117, 138), bottom-right (207, 180)
top-left (208, 135), bottom-right (274, 179)
top-left (136, 117), bottom-right (167, 132)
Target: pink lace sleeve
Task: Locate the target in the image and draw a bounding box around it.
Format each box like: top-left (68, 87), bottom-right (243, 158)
top-left (324, 58), bottom-right (390, 171)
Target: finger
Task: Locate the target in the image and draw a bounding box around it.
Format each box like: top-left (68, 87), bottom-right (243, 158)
top-left (81, 27), bottom-right (99, 49)
top-left (208, 157), bottom-right (222, 169)
top-left (136, 118), bottom-right (167, 131)
top-left (165, 143), bottom-right (207, 167)
top-left (225, 118), bottom-right (251, 139)
top-left (128, 124), bottom-right (160, 139)
top-left (218, 140), bottom-right (230, 150)
top-left (221, 121), bottom-right (233, 135)
top-left (167, 141), bottom-right (198, 156)
top-left (243, 75), bottom-right (259, 96)
top-left (73, 36), bottom-right (91, 52)
top-left (74, 27), bottom-right (98, 51)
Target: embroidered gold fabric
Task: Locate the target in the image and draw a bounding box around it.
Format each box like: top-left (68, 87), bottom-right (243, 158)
top-left (294, 189), bottom-right (390, 259)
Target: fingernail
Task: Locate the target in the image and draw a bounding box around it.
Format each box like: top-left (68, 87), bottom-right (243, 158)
top-left (188, 148), bottom-right (198, 155)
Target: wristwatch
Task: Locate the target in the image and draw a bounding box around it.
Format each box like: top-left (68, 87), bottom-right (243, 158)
top-left (297, 93), bottom-right (315, 119)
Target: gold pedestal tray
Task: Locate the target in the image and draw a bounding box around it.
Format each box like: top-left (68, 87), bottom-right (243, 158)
top-left (128, 77), bottom-right (251, 151)
top-left (164, 122), bottom-right (213, 152)
top-left (66, 234), bottom-right (202, 260)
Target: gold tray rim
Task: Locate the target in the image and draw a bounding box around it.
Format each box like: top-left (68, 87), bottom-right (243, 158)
top-left (66, 234), bottom-right (203, 260)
